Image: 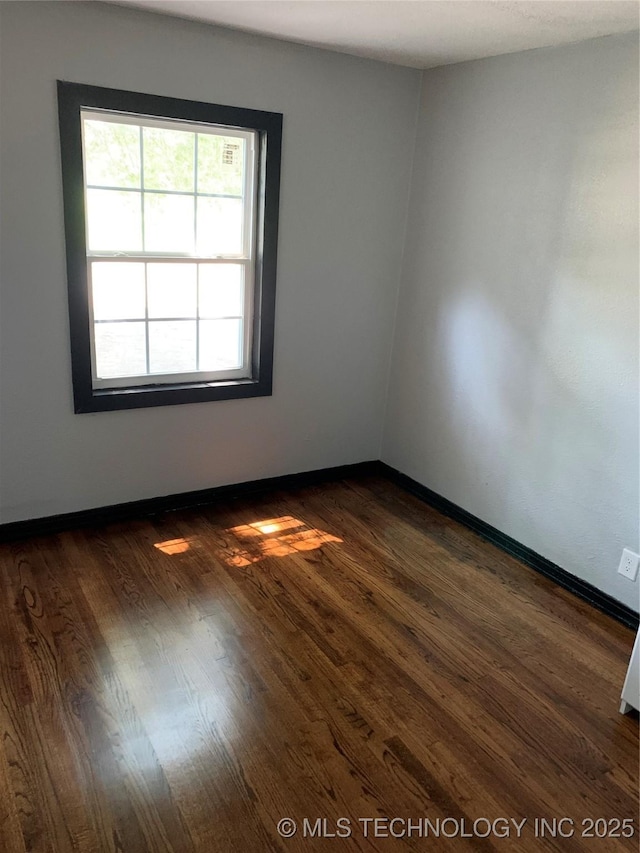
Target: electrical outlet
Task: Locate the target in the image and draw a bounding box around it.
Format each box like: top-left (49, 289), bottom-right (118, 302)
top-left (618, 549), bottom-right (639, 581)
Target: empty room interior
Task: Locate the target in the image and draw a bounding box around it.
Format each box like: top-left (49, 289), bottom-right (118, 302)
top-left (0, 1), bottom-right (639, 850)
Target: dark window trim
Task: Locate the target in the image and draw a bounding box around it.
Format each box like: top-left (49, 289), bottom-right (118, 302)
top-left (57, 81), bottom-right (282, 413)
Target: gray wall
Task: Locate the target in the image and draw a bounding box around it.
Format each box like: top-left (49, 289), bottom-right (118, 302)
top-left (383, 33), bottom-right (639, 609)
top-left (1, 3), bottom-right (637, 610)
top-left (0, 1), bottom-right (420, 521)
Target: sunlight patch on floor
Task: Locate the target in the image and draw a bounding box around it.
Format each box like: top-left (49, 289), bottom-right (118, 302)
top-left (225, 516), bottom-right (342, 567)
top-left (154, 537), bottom-right (193, 555)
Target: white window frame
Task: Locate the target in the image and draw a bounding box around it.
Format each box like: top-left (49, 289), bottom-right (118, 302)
top-left (81, 110), bottom-right (258, 391)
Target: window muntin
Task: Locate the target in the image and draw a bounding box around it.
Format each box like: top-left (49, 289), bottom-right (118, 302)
top-left (81, 111), bottom-right (257, 389)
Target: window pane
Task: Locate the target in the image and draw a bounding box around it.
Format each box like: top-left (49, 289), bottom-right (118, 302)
top-left (199, 319), bottom-right (243, 370)
top-left (147, 264), bottom-right (197, 318)
top-left (144, 194), bottom-right (194, 253)
top-left (91, 263), bottom-right (145, 320)
top-left (149, 321), bottom-right (196, 373)
top-left (86, 189), bottom-right (142, 251)
top-left (199, 265), bottom-right (243, 317)
top-left (83, 119), bottom-right (140, 188)
top-left (197, 134), bottom-right (244, 196)
top-left (196, 197), bottom-right (243, 256)
top-left (143, 127), bottom-right (194, 192)
top-left (94, 322), bottom-right (146, 378)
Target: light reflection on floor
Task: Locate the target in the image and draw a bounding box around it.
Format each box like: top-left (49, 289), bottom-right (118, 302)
top-left (90, 574), bottom-right (240, 776)
top-left (224, 516), bottom-right (342, 567)
top-left (153, 516), bottom-right (342, 567)
top-left (89, 516), bottom-right (344, 779)
top-left (154, 538), bottom-right (192, 555)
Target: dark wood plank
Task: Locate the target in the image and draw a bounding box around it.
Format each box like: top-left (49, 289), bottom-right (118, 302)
top-left (0, 477), bottom-right (636, 852)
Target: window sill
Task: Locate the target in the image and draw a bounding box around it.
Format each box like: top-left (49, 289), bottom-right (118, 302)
top-left (76, 376), bottom-right (272, 413)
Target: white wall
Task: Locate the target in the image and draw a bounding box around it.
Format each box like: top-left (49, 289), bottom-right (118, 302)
top-left (0, 1), bottom-right (420, 521)
top-left (383, 33), bottom-right (640, 610)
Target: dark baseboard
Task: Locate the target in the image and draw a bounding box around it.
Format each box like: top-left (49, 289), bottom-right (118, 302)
top-left (0, 461), bottom-right (379, 543)
top-left (379, 462), bottom-right (639, 632)
top-left (1, 458), bottom-right (636, 631)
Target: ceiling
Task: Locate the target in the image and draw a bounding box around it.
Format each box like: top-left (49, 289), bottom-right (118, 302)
top-left (111, 0), bottom-right (640, 69)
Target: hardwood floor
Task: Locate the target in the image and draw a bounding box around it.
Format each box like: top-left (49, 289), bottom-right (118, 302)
top-left (0, 476), bottom-right (637, 852)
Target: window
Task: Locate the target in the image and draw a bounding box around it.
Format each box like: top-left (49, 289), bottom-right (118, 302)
top-left (57, 82), bottom-right (282, 412)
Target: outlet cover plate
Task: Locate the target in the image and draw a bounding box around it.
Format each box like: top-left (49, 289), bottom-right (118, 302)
top-left (618, 549), bottom-right (639, 581)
